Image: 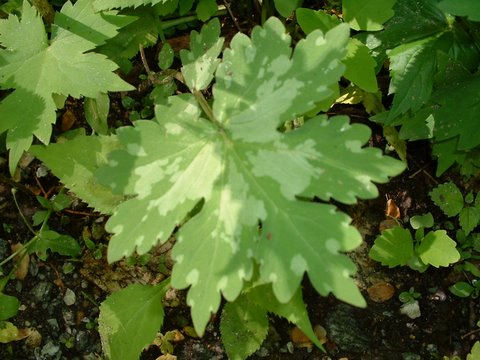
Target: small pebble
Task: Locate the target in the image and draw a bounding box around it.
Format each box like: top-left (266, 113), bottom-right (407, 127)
top-left (400, 301), bottom-right (421, 319)
top-left (64, 288), bottom-right (76, 306)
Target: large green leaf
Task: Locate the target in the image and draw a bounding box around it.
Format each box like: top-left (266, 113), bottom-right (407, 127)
top-left (96, 19), bottom-right (404, 335)
top-left (98, 282), bottom-right (168, 360)
top-left (0, 0), bottom-right (133, 174)
top-left (343, 0), bottom-right (396, 31)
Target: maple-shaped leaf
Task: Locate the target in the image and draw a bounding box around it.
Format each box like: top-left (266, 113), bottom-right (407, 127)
top-left (97, 19), bottom-right (405, 335)
top-left (0, 0), bottom-right (133, 174)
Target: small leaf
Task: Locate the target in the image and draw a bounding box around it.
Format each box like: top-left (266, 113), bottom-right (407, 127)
top-left (31, 230), bottom-right (81, 260)
top-left (343, 38), bottom-right (378, 92)
top-left (467, 341), bottom-right (480, 360)
top-left (180, 18), bottom-right (224, 91)
top-left (220, 295), bottom-right (269, 360)
top-left (343, 0), bottom-right (396, 31)
top-left (429, 182), bottom-right (464, 217)
top-left (99, 282), bottom-right (168, 360)
top-left (0, 294), bottom-right (20, 321)
top-left (410, 213), bottom-right (434, 229)
top-left (274, 0), bottom-right (302, 18)
top-left (296, 8), bottom-right (341, 34)
top-left (437, 0), bottom-right (480, 22)
top-left (369, 227), bottom-right (414, 267)
top-left (158, 43), bottom-right (174, 70)
top-left (84, 93), bottom-right (110, 135)
top-left (449, 281), bottom-right (474, 298)
top-left (460, 207), bottom-right (480, 235)
top-left (195, 0), bottom-right (217, 21)
top-left (417, 230), bottom-right (460, 268)
top-left (51, 192), bottom-right (73, 212)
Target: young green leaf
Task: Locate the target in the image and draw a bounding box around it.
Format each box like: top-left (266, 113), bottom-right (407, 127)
top-left (0, 293), bottom-right (19, 321)
top-left (158, 43), bottom-right (174, 70)
top-left (0, 0), bottom-right (133, 174)
top-left (417, 230), bottom-right (460, 267)
top-left (195, 0), bottom-right (217, 21)
top-left (429, 182), bottom-right (464, 217)
top-left (410, 213), bottom-right (434, 229)
top-left (467, 341), bottom-right (480, 360)
top-left (245, 284), bottom-right (322, 349)
top-left (99, 282), bottom-right (169, 360)
top-left (97, 19), bottom-right (404, 335)
top-left (343, 0), bottom-right (396, 31)
top-left (369, 227), bottom-right (414, 267)
top-left (296, 8), bottom-right (341, 35)
top-left (459, 207), bottom-right (480, 235)
top-left (31, 230), bottom-right (81, 260)
top-left (449, 281), bottom-right (474, 298)
top-left (180, 18), bottom-right (224, 91)
top-left (274, 0), bottom-right (302, 18)
top-left (220, 294), bottom-right (269, 360)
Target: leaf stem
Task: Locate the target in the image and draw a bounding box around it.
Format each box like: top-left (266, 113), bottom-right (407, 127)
top-left (11, 189), bottom-right (36, 236)
top-left (192, 89), bottom-right (218, 126)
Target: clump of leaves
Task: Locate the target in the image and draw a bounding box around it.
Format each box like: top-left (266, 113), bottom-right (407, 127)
top-left (430, 181), bottom-right (480, 235)
top-left (0, 0), bottom-right (135, 175)
top-left (369, 212), bottom-right (460, 272)
top-left (33, 14), bottom-right (405, 359)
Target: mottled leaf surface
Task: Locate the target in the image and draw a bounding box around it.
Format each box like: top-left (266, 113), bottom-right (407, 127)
top-left (97, 19), bottom-right (405, 335)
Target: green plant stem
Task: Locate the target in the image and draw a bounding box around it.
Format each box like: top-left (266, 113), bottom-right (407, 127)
top-left (11, 189), bottom-right (36, 236)
top-left (192, 89), bottom-right (217, 125)
top-left (81, 291), bottom-right (99, 307)
top-left (161, 9), bottom-right (227, 30)
top-left (0, 235), bottom-right (38, 268)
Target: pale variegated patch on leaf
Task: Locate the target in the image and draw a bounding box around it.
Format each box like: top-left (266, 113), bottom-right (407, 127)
top-left (97, 18), bottom-right (405, 335)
